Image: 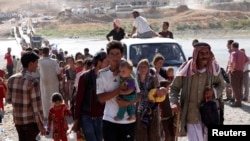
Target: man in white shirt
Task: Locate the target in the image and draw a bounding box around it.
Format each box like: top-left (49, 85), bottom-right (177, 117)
top-left (97, 40), bottom-right (140, 141)
top-left (130, 10), bottom-right (155, 38)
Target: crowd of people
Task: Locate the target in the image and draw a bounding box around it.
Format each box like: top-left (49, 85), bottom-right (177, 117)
top-left (0, 10), bottom-right (249, 141)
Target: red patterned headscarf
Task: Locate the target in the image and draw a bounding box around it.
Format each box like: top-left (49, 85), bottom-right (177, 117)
top-left (176, 42), bottom-right (220, 77)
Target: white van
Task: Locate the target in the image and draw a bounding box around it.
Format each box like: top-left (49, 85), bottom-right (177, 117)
top-left (120, 37), bottom-right (187, 72)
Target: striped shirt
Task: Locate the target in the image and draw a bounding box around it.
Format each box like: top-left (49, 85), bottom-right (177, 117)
top-left (6, 69), bottom-right (44, 125)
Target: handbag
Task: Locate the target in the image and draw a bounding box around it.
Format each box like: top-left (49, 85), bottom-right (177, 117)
top-left (67, 131), bottom-right (77, 141)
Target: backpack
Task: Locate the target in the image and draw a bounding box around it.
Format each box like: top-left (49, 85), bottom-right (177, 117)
top-left (199, 100), bottom-right (220, 127)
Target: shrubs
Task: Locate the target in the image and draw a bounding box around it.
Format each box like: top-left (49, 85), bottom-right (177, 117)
top-left (176, 5), bottom-right (189, 13)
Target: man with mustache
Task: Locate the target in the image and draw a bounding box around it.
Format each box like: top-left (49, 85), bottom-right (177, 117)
top-left (169, 42), bottom-right (225, 141)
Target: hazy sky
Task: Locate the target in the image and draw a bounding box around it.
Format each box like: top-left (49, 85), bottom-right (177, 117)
top-left (0, 0), bottom-right (47, 11)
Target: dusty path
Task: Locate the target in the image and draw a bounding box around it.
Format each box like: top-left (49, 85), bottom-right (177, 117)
top-left (1, 97), bottom-right (250, 141)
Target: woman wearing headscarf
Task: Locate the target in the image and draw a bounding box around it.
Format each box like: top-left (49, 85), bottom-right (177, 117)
top-left (135, 59), bottom-right (161, 141)
top-left (106, 19), bottom-right (125, 41)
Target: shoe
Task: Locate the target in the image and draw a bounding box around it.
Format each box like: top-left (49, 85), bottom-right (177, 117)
top-left (223, 98), bottom-right (234, 101)
top-left (223, 98), bottom-right (230, 101)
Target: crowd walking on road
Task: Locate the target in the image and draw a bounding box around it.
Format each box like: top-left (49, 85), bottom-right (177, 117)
top-left (1, 10), bottom-right (250, 141)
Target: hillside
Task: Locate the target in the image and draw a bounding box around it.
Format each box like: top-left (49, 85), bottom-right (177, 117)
top-left (35, 4), bottom-right (250, 38)
top-left (1, 3), bottom-right (250, 38)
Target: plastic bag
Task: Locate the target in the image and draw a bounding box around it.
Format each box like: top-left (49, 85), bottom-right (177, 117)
top-left (67, 131), bottom-right (77, 141)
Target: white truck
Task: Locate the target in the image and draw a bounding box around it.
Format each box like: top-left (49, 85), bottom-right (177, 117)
top-left (120, 37), bottom-right (187, 72)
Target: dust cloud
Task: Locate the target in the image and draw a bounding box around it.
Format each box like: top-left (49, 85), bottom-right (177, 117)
top-left (0, 0), bottom-right (29, 11)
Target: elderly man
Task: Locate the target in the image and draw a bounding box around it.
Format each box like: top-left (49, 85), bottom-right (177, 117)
top-left (170, 42), bottom-right (225, 141)
top-left (130, 10), bottom-right (155, 38)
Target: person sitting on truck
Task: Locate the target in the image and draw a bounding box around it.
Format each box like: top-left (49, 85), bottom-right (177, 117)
top-left (106, 19), bottom-right (125, 41)
top-left (130, 10), bottom-right (157, 38)
top-left (159, 22), bottom-right (174, 39)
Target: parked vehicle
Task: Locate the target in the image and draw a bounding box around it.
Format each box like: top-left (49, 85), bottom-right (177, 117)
top-left (22, 26), bottom-right (27, 34)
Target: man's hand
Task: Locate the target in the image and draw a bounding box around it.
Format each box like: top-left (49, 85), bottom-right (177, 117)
top-left (116, 93), bottom-right (141, 107)
top-left (38, 124), bottom-right (47, 136)
top-left (116, 97), bottom-right (130, 107)
top-left (71, 120), bottom-right (80, 132)
top-left (171, 103), bottom-right (180, 114)
top-left (119, 81), bottom-right (127, 91)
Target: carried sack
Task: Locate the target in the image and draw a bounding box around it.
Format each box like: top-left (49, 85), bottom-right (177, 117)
top-left (200, 100), bottom-right (220, 127)
top-left (67, 131), bottom-right (77, 141)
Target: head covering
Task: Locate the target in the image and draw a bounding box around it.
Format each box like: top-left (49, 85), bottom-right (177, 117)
top-left (132, 10), bottom-right (139, 14)
top-left (51, 44), bottom-right (57, 51)
top-left (59, 48), bottom-right (63, 53)
top-left (176, 42), bottom-right (220, 77)
top-left (113, 19), bottom-right (121, 27)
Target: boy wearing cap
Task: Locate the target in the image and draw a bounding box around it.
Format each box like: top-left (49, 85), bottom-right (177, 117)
top-left (106, 19), bottom-right (125, 41)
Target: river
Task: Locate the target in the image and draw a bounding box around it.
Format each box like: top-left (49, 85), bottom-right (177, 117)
top-left (1, 37), bottom-right (250, 70)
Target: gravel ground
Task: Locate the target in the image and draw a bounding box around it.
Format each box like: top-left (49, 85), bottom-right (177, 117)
top-left (1, 96), bottom-right (250, 141)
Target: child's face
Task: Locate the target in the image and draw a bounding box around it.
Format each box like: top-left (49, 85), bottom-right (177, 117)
top-left (66, 58), bottom-right (74, 65)
top-left (54, 100), bottom-right (62, 107)
top-left (60, 62), bottom-right (65, 67)
top-left (119, 66), bottom-right (131, 78)
top-left (155, 59), bottom-right (164, 69)
top-left (167, 70), bottom-right (174, 77)
top-left (138, 64), bottom-right (149, 75)
top-left (156, 87), bottom-right (167, 97)
top-left (76, 63), bottom-right (82, 69)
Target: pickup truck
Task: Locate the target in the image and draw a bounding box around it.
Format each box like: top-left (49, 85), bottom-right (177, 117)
top-left (120, 37), bottom-right (187, 73)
